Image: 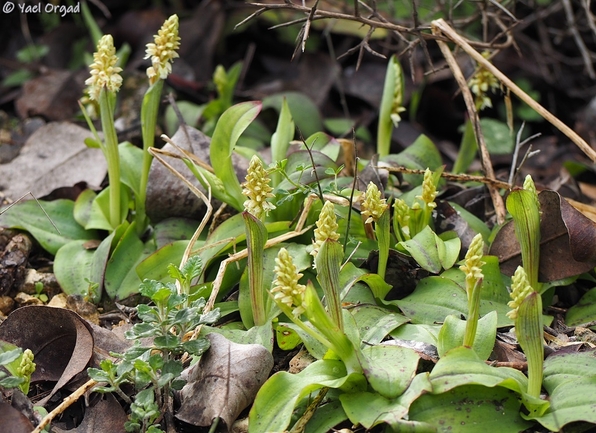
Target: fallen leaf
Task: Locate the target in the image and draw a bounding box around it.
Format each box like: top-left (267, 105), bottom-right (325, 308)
top-left (490, 190), bottom-right (596, 281)
top-left (0, 305), bottom-right (94, 405)
top-left (0, 402), bottom-right (34, 433)
top-left (0, 122), bottom-right (107, 201)
top-left (176, 332), bottom-right (274, 430)
top-left (15, 70), bottom-right (83, 121)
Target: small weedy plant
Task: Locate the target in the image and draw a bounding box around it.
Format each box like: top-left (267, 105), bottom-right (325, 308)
top-left (87, 256), bottom-right (220, 433)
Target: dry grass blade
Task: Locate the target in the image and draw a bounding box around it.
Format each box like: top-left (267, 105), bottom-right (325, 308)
top-left (431, 18), bottom-right (596, 164)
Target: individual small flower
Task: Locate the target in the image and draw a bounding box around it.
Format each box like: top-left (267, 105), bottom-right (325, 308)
top-left (85, 34), bottom-right (122, 101)
top-left (145, 14), bottom-right (181, 84)
top-left (468, 52), bottom-right (500, 111)
top-left (242, 155), bottom-right (276, 219)
top-left (417, 168), bottom-right (438, 209)
top-left (311, 201), bottom-right (340, 259)
top-left (361, 182), bottom-right (388, 224)
top-left (507, 266), bottom-right (534, 320)
top-left (460, 233), bottom-right (485, 292)
top-left (271, 248), bottom-right (306, 316)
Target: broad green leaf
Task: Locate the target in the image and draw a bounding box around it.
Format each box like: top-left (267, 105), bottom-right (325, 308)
top-left (136, 241), bottom-right (190, 283)
top-left (54, 240), bottom-right (103, 302)
top-left (533, 377), bottom-right (596, 431)
top-left (383, 134), bottom-right (442, 186)
top-left (119, 141), bottom-right (144, 196)
top-left (275, 323), bottom-right (302, 350)
top-left (396, 276), bottom-right (513, 327)
top-left (201, 324), bottom-right (274, 353)
top-left (340, 373), bottom-right (433, 430)
top-left (429, 347), bottom-right (527, 395)
top-left (89, 184), bottom-right (131, 231)
top-left (399, 227), bottom-right (461, 274)
top-left (263, 92), bottom-right (323, 137)
top-left (339, 261), bottom-right (392, 301)
top-left (152, 218), bottom-right (199, 249)
top-left (362, 345), bottom-right (420, 398)
top-left (409, 384), bottom-right (533, 432)
top-left (271, 97), bottom-right (295, 188)
top-left (0, 199), bottom-right (97, 255)
top-left (481, 118), bottom-right (514, 155)
top-left (248, 359), bottom-right (364, 433)
top-left (350, 304), bottom-right (408, 345)
top-left (390, 323), bottom-right (441, 347)
top-left (210, 101), bottom-right (262, 211)
top-left (542, 350), bottom-right (596, 393)
top-left (104, 222), bottom-right (155, 300)
top-left (304, 399), bottom-right (347, 433)
top-left (73, 189), bottom-right (112, 231)
top-left (565, 286), bottom-right (596, 326)
top-left (437, 311), bottom-right (497, 360)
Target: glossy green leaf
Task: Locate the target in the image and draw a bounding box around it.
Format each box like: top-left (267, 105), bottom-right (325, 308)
top-left (73, 189), bottom-right (112, 231)
top-left (362, 345), bottom-right (420, 398)
top-left (263, 92), bottom-right (323, 137)
top-left (429, 347), bottom-right (527, 395)
top-left (271, 97), bottom-right (294, 188)
top-left (54, 240), bottom-right (102, 302)
top-left (136, 240), bottom-right (190, 283)
top-left (396, 276), bottom-right (513, 328)
top-left (565, 286), bottom-right (596, 326)
top-left (104, 222), bottom-right (155, 300)
top-left (437, 311), bottom-right (497, 360)
top-left (275, 323), bottom-right (302, 350)
top-left (119, 141), bottom-right (144, 196)
top-left (390, 323), bottom-right (441, 347)
top-left (481, 118), bottom-right (514, 155)
top-left (210, 101), bottom-right (262, 211)
top-left (350, 304), bottom-right (408, 345)
top-left (399, 227), bottom-right (461, 274)
top-left (338, 262), bottom-right (392, 301)
top-left (383, 134), bottom-right (442, 186)
top-left (0, 199), bottom-right (97, 255)
top-left (248, 359), bottom-right (364, 433)
top-left (409, 384), bottom-right (533, 432)
top-left (340, 373), bottom-right (433, 430)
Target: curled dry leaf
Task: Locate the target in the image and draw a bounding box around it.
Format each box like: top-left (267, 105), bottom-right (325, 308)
top-left (490, 190), bottom-right (596, 281)
top-left (0, 305), bottom-right (94, 405)
top-left (176, 332), bottom-right (274, 430)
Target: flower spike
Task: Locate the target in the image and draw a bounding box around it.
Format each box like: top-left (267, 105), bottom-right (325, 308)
top-left (361, 182), bottom-right (388, 224)
top-left (85, 34), bottom-right (122, 101)
top-left (145, 14), bottom-right (181, 84)
top-left (242, 155), bottom-right (276, 219)
top-left (271, 248), bottom-right (306, 317)
top-left (311, 201), bottom-right (340, 260)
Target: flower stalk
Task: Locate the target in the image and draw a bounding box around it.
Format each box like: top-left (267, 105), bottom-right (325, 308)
top-left (85, 34), bottom-right (122, 229)
top-left (271, 248), bottom-right (362, 374)
top-left (136, 14), bottom-right (180, 233)
top-left (508, 266), bottom-right (544, 398)
top-left (507, 175), bottom-right (541, 290)
top-left (377, 55), bottom-right (405, 157)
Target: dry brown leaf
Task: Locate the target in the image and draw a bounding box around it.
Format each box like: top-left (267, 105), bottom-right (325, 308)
top-left (176, 332), bottom-right (274, 430)
top-left (490, 190), bottom-right (596, 281)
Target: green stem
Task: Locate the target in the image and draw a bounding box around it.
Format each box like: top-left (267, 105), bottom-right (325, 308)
top-left (136, 80), bottom-right (164, 234)
top-left (99, 88), bottom-right (121, 229)
top-left (463, 278), bottom-right (483, 347)
top-left (375, 210), bottom-right (391, 280)
top-left (517, 291), bottom-right (544, 398)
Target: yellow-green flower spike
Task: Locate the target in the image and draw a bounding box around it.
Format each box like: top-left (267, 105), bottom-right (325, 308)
top-left (393, 198), bottom-right (411, 239)
top-left (145, 14), bottom-right (181, 85)
top-left (361, 182), bottom-right (388, 224)
top-left (271, 248), bottom-right (306, 317)
top-left (468, 52), bottom-right (500, 111)
top-left (311, 201), bottom-right (340, 259)
top-left (85, 34), bottom-right (122, 101)
top-left (507, 266), bottom-right (534, 320)
top-left (417, 168), bottom-right (438, 209)
top-left (460, 233), bottom-right (485, 293)
top-left (242, 155), bottom-right (276, 219)
top-left (523, 174), bottom-right (541, 212)
top-left (390, 60), bottom-right (406, 127)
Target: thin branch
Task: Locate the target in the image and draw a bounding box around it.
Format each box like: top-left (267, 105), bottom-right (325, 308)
top-left (562, 0), bottom-right (596, 79)
top-left (431, 18), bottom-right (596, 164)
top-left (431, 20), bottom-right (507, 224)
